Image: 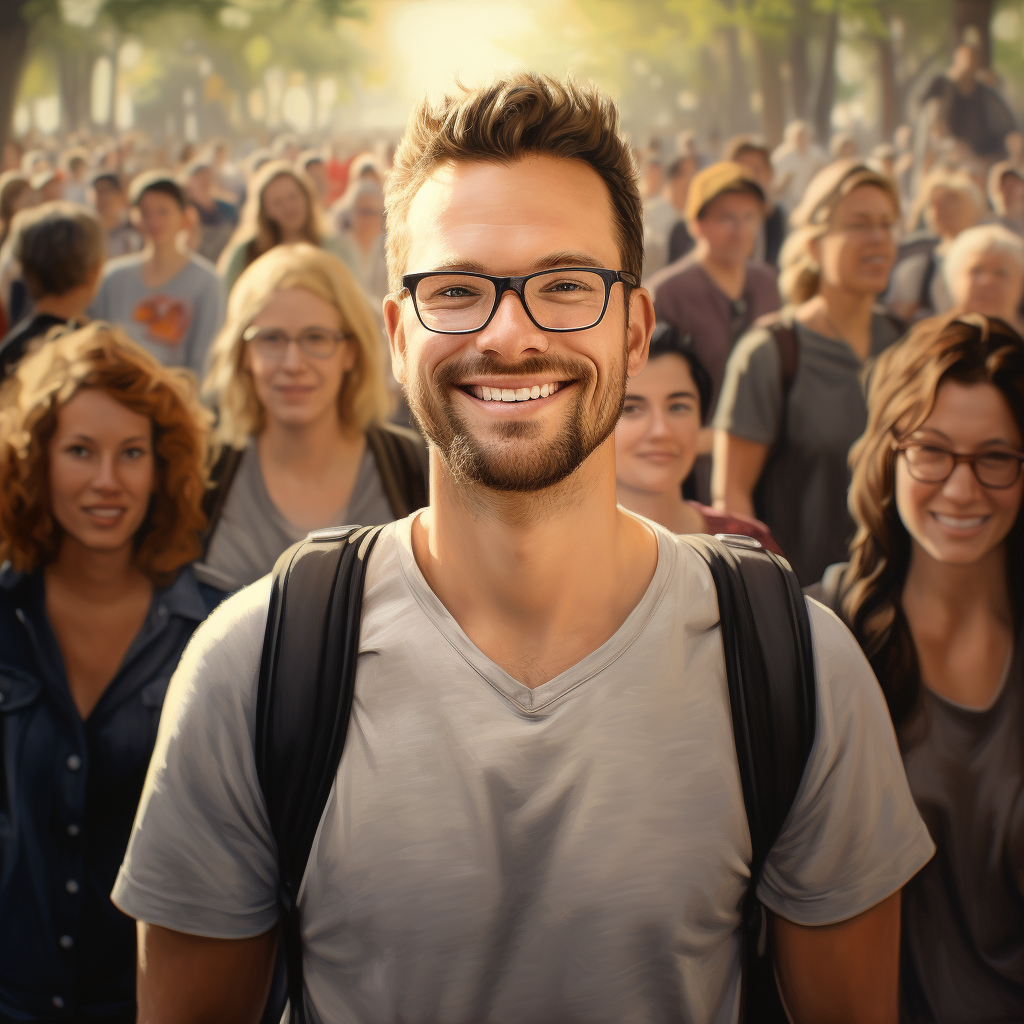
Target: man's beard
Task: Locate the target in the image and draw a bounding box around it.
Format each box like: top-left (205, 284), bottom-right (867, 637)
top-left (407, 346), bottom-right (628, 493)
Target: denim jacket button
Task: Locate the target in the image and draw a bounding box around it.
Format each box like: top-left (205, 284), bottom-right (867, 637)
top-left (66, 754), bottom-right (81, 771)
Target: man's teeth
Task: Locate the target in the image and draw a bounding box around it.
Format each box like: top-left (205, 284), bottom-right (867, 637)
top-left (934, 513), bottom-right (986, 529)
top-left (472, 382), bottom-right (561, 402)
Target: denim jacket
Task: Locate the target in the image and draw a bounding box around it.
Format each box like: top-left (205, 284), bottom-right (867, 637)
top-left (0, 565), bottom-right (224, 1020)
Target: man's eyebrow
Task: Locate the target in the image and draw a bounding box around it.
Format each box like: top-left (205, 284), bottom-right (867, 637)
top-left (418, 252), bottom-right (608, 275)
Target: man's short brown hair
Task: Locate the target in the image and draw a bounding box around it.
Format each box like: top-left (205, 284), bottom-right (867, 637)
top-left (12, 201), bottom-right (104, 300)
top-left (384, 73), bottom-right (643, 292)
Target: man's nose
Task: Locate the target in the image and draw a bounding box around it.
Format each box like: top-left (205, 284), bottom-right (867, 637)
top-left (475, 288), bottom-right (549, 359)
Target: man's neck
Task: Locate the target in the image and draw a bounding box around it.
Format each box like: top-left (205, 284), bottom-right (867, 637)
top-left (145, 239), bottom-right (188, 272)
top-left (33, 289), bottom-right (91, 322)
top-left (697, 244), bottom-right (747, 301)
top-left (410, 442), bottom-right (658, 689)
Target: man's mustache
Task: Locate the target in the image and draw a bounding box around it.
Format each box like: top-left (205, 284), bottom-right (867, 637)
top-left (434, 354), bottom-right (593, 390)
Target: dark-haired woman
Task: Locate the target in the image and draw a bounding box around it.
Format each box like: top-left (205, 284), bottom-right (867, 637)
top-left (812, 313), bottom-right (1024, 1021)
top-left (0, 324), bottom-right (225, 1020)
top-left (614, 322), bottom-right (781, 550)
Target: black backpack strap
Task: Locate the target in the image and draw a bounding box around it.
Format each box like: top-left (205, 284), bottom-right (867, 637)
top-left (365, 422), bottom-right (429, 519)
top-left (255, 523), bottom-right (384, 1023)
top-left (683, 533), bottom-right (816, 1023)
top-left (200, 445), bottom-right (245, 557)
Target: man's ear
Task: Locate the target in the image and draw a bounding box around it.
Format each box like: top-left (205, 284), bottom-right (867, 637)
top-left (626, 286), bottom-right (656, 379)
top-left (383, 293), bottom-right (407, 386)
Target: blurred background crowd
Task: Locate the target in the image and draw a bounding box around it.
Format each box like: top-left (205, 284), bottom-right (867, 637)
top-left (3, 0), bottom-right (1024, 1020)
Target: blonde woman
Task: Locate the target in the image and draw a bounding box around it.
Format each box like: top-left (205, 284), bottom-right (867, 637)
top-left (217, 161), bottom-right (345, 296)
top-left (712, 160), bottom-right (904, 584)
top-left (199, 243), bottom-right (426, 590)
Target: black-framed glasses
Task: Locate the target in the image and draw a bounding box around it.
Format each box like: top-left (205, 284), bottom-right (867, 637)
top-left (894, 441), bottom-right (1024, 489)
top-left (242, 326), bottom-right (351, 361)
top-left (400, 267), bottom-right (639, 335)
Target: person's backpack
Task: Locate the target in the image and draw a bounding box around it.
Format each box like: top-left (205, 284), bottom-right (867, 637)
top-left (200, 422), bottom-right (428, 558)
top-left (254, 527), bottom-right (816, 1024)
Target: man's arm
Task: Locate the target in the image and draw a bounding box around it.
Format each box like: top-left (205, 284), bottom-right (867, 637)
top-left (774, 890), bottom-right (901, 1024)
top-left (711, 429), bottom-right (769, 518)
top-left (136, 922), bottom-right (278, 1024)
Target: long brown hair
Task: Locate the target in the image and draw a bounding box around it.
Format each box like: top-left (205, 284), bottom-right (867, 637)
top-left (219, 160), bottom-right (326, 275)
top-left (843, 313), bottom-right (1024, 727)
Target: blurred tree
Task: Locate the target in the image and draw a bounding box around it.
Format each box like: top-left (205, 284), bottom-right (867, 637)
top-left (4, 0), bottom-right (360, 155)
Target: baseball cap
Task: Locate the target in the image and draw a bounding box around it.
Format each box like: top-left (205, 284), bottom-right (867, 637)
top-left (685, 161), bottom-right (765, 223)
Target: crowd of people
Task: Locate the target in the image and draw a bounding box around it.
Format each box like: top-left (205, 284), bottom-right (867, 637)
top-left (0, 47), bottom-right (1022, 1023)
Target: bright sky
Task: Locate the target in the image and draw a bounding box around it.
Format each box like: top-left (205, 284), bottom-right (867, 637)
top-left (386, 1), bottom-right (535, 100)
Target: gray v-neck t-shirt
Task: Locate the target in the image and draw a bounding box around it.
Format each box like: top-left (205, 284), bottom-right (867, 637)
top-left (114, 515), bottom-right (932, 1023)
top-left (200, 438), bottom-right (393, 591)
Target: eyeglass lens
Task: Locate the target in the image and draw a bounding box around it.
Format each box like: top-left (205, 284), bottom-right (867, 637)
top-left (246, 328), bottom-right (343, 360)
top-left (413, 269), bottom-right (609, 333)
top-left (902, 444), bottom-right (1023, 488)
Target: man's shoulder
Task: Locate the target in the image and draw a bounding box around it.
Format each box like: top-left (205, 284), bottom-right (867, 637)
top-left (184, 251), bottom-right (221, 280)
top-left (101, 253), bottom-right (145, 281)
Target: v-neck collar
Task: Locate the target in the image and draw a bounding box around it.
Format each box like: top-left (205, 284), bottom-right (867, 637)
top-left (391, 512), bottom-right (675, 714)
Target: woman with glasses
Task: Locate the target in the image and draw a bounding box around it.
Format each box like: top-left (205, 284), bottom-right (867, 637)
top-left (712, 160), bottom-right (905, 584)
top-left (199, 244), bottom-right (427, 592)
top-left (808, 313), bottom-right (1024, 1021)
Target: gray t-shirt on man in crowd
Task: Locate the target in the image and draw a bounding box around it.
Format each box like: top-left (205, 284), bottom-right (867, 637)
top-left (89, 252), bottom-right (225, 377)
top-left (714, 311), bottom-right (903, 586)
top-left (113, 515), bottom-right (933, 1024)
top-left (199, 438), bottom-right (394, 592)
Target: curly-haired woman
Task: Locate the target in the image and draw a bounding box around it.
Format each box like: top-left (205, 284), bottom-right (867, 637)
top-left (810, 313), bottom-right (1024, 1020)
top-left (0, 323), bottom-right (226, 1021)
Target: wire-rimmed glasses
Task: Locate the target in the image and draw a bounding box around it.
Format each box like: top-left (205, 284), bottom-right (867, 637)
top-left (242, 326), bottom-right (351, 361)
top-left (400, 267), bottom-right (638, 335)
top-left (894, 441), bottom-right (1024, 489)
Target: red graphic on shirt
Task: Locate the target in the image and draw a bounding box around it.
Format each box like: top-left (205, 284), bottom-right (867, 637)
top-left (132, 295), bottom-right (192, 346)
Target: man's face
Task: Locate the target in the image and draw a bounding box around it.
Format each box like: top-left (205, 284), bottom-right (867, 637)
top-left (692, 191), bottom-right (764, 266)
top-left (385, 155), bottom-right (652, 493)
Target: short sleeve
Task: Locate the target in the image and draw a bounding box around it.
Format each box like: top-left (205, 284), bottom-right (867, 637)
top-left (712, 327), bottom-right (784, 445)
top-left (756, 600), bottom-right (935, 925)
top-left (111, 577), bottom-right (281, 938)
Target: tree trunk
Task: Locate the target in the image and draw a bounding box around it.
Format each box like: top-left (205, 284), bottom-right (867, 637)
top-left (813, 10), bottom-right (839, 145)
top-left (877, 22), bottom-right (900, 140)
top-left (0, 1), bottom-right (31, 161)
top-left (788, 20), bottom-right (810, 121)
top-left (952, 0), bottom-right (995, 66)
top-left (59, 47), bottom-right (94, 137)
top-left (754, 34), bottom-right (785, 149)
top-left (724, 23), bottom-right (752, 135)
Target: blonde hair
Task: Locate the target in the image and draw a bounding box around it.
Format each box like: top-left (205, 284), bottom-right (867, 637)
top-left (943, 223), bottom-right (1024, 297)
top-left (906, 168), bottom-right (984, 234)
top-left (780, 160), bottom-right (901, 304)
top-left (217, 161), bottom-right (327, 277)
top-left (384, 72), bottom-right (643, 293)
top-left (0, 323), bottom-right (211, 585)
top-left (203, 243), bottom-right (388, 447)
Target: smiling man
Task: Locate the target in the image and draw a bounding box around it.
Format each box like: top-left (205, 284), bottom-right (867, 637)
top-left (114, 75), bottom-right (933, 1024)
